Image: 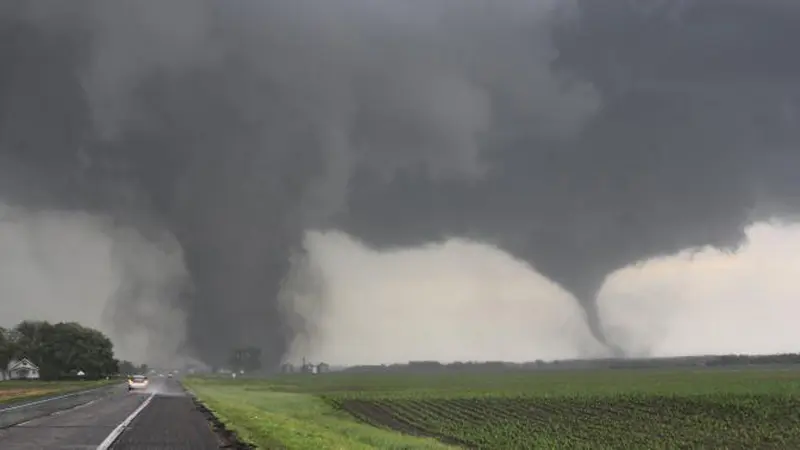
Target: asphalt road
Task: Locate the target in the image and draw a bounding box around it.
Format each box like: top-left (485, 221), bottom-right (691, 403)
top-left (0, 378), bottom-right (223, 450)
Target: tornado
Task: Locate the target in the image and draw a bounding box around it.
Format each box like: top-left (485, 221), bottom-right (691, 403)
top-left (1, 0), bottom-right (799, 367)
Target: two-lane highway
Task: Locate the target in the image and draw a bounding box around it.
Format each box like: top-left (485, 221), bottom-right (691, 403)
top-left (0, 378), bottom-right (222, 450)
top-left (110, 377), bottom-right (224, 450)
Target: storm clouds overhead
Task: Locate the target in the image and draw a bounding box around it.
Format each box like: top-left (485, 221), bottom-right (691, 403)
top-left (1, 0), bottom-right (799, 367)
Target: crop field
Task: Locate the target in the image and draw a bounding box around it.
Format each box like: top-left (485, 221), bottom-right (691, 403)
top-left (185, 368), bottom-right (800, 449)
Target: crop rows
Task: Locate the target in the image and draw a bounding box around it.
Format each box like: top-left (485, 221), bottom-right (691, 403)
top-left (326, 392), bottom-right (800, 449)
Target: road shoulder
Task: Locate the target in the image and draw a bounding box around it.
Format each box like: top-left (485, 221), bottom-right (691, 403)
top-left (0, 386), bottom-right (149, 449)
top-left (110, 378), bottom-right (234, 450)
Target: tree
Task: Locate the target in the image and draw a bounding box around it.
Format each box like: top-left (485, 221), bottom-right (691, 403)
top-left (12, 320), bottom-right (50, 363)
top-left (117, 360), bottom-right (151, 376)
top-left (119, 360), bottom-right (137, 376)
top-left (0, 326), bottom-right (17, 372)
top-left (7, 320), bottom-right (120, 380)
top-left (229, 347), bottom-right (262, 373)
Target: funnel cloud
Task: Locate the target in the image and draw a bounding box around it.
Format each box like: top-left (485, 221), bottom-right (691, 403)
top-left (1, 0), bottom-right (799, 367)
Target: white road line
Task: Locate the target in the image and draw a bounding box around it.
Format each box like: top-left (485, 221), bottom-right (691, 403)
top-left (14, 417), bottom-right (37, 427)
top-left (54, 398), bottom-right (100, 416)
top-left (12, 398), bottom-right (101, 427)
top-left (0, 384), bottom-right (119, 412)
top-left (96, 393), bottom-right (155, 450)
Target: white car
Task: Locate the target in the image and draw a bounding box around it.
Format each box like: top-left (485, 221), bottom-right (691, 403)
top-left (128, 375), bottom-right (149, 391)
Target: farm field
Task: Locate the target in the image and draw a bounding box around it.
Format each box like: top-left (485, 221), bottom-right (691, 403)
top-left (0, 379), bottom-right (118, 405)
top-left (184, 368), bottom-right (800, 450)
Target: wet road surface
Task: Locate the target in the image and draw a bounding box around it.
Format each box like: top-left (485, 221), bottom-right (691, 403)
top-left (111, 378), bottom-right (223, 450)
top-left (0, 378), bottom-right (222, 450)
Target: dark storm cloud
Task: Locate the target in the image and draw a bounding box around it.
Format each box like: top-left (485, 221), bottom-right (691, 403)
top-left (1, 0), bottom-right (799, 366)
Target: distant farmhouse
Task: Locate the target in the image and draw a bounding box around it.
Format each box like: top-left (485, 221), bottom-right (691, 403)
top-left (0, 358), bottom-right (41, 381)
top-left (281, 360), bottom-right (331, 375)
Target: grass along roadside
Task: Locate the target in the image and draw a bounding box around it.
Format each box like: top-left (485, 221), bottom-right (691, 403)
top-left (183, 377), bottom-right (455, 450)
top-left (184, 369), bottom-right (800, 449)
top-left (0, 379), bottom-right (120, 405)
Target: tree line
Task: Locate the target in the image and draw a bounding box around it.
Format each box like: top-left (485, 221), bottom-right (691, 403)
top-left (0, 320), bottom-right (134, 381)
top-left (227, 346), bottom-right (262, 373)
top-left (339, 353), bottom-right (800, 374)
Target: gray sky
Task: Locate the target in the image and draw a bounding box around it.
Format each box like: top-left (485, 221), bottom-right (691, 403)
top-left (1, 0), bottom-right (799, 366)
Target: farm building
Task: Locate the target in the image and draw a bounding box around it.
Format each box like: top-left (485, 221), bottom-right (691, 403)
top-left (1, 358), bottom-right (40, 381)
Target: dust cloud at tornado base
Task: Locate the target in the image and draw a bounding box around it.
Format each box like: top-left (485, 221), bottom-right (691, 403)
top-left (1, 0), bottom-right (800, 367)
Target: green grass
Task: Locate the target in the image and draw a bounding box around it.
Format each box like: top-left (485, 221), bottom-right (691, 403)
top-left (184, 368), bottom-right (800, 449)
top-left (184, 377), bottom-right (454, 450)
top-left (0, 379), bottom-right (120, 405)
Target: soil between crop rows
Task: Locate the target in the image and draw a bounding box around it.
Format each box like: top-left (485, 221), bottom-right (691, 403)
top-left (329, 394), bottom-right (800, 449)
